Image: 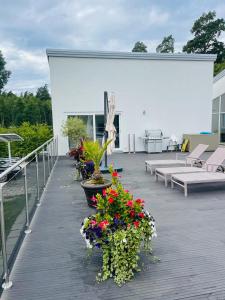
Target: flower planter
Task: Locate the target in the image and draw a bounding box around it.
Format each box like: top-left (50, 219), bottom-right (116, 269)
top-left (81, 179), bottom-right (111, 207)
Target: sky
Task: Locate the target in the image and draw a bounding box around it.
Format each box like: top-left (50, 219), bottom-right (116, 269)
top-left (1, 0), bottom-right (225, 94)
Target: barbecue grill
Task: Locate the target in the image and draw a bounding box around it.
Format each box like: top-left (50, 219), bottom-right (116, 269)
top-left (143, 129), bottom-right (163, 153)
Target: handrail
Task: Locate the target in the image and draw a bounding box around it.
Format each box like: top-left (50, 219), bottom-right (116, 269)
top-left (0, 136), bottom-right (58, 290)
top-left (0, 137), bottom-right (54, 180)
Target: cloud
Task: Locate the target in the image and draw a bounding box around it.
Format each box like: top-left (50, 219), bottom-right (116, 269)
top-left (0, 0), bottom-right (224, 93)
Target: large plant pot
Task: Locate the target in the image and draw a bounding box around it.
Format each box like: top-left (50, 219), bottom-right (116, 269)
top-left (81, 179), bottom-right (112, 207)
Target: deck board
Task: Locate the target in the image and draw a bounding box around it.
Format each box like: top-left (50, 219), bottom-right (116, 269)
top-left (2, 153), bottom-right (225, 300)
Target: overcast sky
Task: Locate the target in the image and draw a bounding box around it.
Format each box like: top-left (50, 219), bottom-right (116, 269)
top-left (1, 0), bottom-right (225, 94)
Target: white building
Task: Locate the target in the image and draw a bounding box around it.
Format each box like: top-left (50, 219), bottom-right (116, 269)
top-left (212, 69), bottom-right (225, 143)
top-left (47, 49), bottom-right (216, 156)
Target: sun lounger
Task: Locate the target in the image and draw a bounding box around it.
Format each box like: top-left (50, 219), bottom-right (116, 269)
top-left (155, 166), bottom-right (206, 187)
top-left (155, 147), bottom-right (225, 187)
top-left (145, 144), bottom-right (208, 174)
top-left (171, 172), bottom-right (225, 197)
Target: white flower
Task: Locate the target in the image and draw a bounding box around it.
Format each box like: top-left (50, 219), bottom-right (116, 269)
top-left (122, 238), bottom-right (127, 243)
top-left (85, 239), bottom-right (93, 249)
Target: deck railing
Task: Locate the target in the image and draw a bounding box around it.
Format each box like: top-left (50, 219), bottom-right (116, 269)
top-left (0, 136), bottom-right (58, 290)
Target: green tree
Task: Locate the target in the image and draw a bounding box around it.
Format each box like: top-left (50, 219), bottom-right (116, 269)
top-left (156, 35), bottom-right (175, 53)
top-left (214, 61), bottom-right (225, 76)
top-left (36, 84), bottom-right (51, 100)
top-left (132, 41), bottom-right (148, 52)
top-left (0, 51), bottom-right (11, 92)
top-left (183, 11), bottom-right (225, 63)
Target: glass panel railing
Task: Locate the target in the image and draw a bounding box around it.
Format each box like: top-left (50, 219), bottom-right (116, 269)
top-left (0, 137), bottom-right (58, 290)
top-left (2, 168), bottom-right (26, 265)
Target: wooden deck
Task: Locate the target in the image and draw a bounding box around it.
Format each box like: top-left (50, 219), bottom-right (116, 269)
top-left (2, 153), bottom-right (225, 300)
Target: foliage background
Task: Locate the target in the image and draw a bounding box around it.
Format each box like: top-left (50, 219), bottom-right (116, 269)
top-left (0, 122), bottom-right (52, 157)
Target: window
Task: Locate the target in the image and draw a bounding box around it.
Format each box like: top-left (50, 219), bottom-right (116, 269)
top-left (212, 94), bottom-right (225, 143)
top-left (68, 114), bottom-right (120, 149)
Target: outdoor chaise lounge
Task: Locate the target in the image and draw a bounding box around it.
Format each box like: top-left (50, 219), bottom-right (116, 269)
top-left (171, 172), bottom-right (225, 197)
top-left (145, 144), bottom-right (208, 174)
top-left (155, 147), bottom-right (225, 187)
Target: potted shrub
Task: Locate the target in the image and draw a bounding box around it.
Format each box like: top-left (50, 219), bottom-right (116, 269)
top-left (69, 140), bottom-right (94, 180)
top-left (80, 167), bottom-right (157, 285)
top-left (80, 139), bottom-right (112, 207)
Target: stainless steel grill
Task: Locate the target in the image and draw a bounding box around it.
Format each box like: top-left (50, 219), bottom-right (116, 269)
top-left (143, 129), bottom-right (163, 153)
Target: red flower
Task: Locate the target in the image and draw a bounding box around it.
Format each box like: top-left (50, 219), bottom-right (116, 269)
top-left (133, 221), bottom-right (140, 228)
top-left (129, 210), bottom-right (135, 218)
top-left (109, 189), bottom-right (118, 197)
top-left (135, 198), bottom-right (144, 206)
top-left (99, 220), bottom-right (109, 230)
top-left (112, 171), bottom-right (120, 178)
top-left (138, 212), bottom-right (145, 218)
top-left (102, 189), bottom-right (107, 197)
top-left (126, 200), bottom-right (134, 208)
top-left (108, 197), bottom-right (114, 204)
top-left (115, 213), bottom-right (121, 219)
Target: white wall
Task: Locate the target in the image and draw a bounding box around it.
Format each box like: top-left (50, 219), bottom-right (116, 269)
top-left (48, 55), bottom-right (214, 155)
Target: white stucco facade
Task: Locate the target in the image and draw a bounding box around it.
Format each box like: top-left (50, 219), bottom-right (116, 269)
top-left (47, 49), bottom-right (216, 155)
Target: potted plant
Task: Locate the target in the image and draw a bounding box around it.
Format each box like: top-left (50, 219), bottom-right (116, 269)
top-left (69, 140), bottom-right (94, 180)
top-left (80, 167), bottom-right (157, 285)
top-left (80, 139), bottom-right (112, 207)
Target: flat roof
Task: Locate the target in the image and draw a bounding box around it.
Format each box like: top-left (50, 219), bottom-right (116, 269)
top-left (46, 49), bottom-right (217, 62)
top-left (214, 69), bottom-right (225, 83)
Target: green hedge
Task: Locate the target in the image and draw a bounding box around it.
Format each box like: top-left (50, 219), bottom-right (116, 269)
top-left (0, 122), bottom-right (53, 157)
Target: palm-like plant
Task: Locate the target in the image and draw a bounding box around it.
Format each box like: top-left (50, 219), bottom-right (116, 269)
top-left (83, 139), bottom-right (112, 184)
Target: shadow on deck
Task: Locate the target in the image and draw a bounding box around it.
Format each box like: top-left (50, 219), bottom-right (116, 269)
top-left (2, 153), bottom-right (225, 300)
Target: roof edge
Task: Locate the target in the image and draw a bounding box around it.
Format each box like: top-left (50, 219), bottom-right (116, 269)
top-left (214, 69), bottom-right (225, 83)
top-left (46, 49), bottom-right (217, 62)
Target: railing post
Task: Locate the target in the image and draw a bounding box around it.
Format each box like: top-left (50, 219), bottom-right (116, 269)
top-left (24, 165), bottom-right (32, 234)
top-left (35, 153), bottom-right (40, 206)
top-left (0, 185), bottom-right (13, 289)
top-left (42, 148), bottom-right (46, 186)
top-left (47, 146), bottom-right (50, 175)
top-left (50, 142), bottom-right (53, 169)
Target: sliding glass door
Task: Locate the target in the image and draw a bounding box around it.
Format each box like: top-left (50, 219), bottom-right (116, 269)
top-left (68, 114), bottom-right (120, 149)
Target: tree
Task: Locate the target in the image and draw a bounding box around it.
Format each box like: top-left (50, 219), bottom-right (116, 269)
top-left (36, 84), bottom-right (51, 100)
top-left (183, 11), bottom-right (225, 63)
top-left (132, 41), bottom-right (147, 52)
top-left (156, 35), bottom-right (175, 53)
top-left (0, 51), bottom-right (11, 92)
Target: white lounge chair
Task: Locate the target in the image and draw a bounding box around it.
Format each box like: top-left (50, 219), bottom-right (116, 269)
top-left (171, 172), bottom-right (225, 197)
top-left (145, 144), bottom-right (208, 174)
top-left (155, 147), bottom-right (225, 187)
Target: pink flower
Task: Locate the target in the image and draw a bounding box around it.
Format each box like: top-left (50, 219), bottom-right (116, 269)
top-left (91, 195), bottom-right (97, 202)
top-left (124, 189), bottom-right (129, 193)
top-left (109, 189), bottom-right (118, 197)
top-left (99, 220), bottom-right (109, 230)
top-left (90, 220), bottom-right (97, 226)
top-left (102, 189), bottom-right (107, 197)
top-left (126, 200), bottom-right (134, 208)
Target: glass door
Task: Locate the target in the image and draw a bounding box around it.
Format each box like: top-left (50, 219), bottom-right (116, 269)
top-left (67, 115), bottom-right (94, 148)
top-left (95, 114), bottom-right (120, 148)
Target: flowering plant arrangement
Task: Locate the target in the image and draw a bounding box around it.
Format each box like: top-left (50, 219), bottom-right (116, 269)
top-left (80, 167), bottom-right (156, 285)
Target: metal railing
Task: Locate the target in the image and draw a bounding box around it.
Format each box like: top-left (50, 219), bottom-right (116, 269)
top-left (0, 136), bottom-right (58, 290)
